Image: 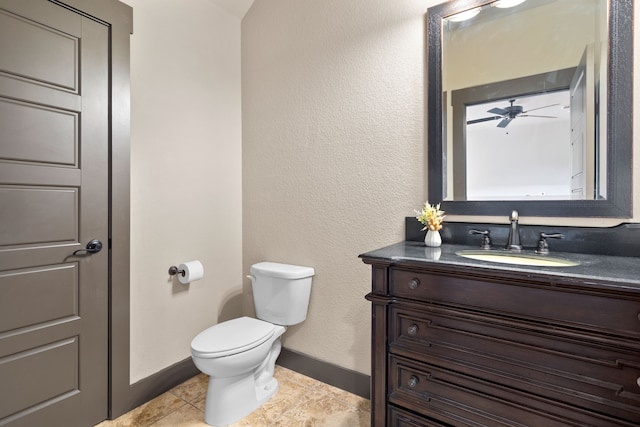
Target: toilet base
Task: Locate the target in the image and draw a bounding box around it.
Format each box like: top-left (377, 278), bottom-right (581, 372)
top-left (202, 338), bottom-right (282, 426)
top-left (203, 375), bottom-right (279, 426)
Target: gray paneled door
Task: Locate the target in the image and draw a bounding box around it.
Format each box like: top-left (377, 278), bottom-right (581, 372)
top-left (0, 1), bottom-right (109, 426)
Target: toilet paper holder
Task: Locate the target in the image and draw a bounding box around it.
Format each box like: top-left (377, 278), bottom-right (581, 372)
top-left (168, 265), bottom-right (185, 277)
top-left (169, 260), bottom-right (204, 284)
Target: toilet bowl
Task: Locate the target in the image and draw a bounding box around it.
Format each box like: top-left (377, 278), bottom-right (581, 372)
top-left (192, 317), bottom-right (286, 426)
top-left (191, 262), bottom-right (314, 426)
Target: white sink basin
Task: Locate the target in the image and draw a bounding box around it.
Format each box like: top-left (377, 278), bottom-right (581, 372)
top-left (455, 250), bottom-right (579, 267)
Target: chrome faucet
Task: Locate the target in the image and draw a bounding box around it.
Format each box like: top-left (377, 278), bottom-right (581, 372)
top-left (535, 232), bottom-right (565, 255)
top-left (505, 210), bottom-right (522, 251)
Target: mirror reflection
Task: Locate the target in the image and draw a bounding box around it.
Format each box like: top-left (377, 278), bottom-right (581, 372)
top-left (465, 91), bottom-right (571, 200)
top-left (441, 0), bottom-right (608, 202)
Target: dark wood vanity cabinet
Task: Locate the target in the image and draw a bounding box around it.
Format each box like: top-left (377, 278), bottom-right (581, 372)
top-left (364, 261), bottom-right (640, 427)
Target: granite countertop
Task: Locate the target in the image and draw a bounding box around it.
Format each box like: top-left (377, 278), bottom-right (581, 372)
top-left (360, 241), bottom-right (640, 292)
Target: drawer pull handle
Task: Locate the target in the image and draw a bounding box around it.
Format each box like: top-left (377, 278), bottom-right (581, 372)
top-left (409, 278), bottom-right (420, 289)
top-left (637, 377), bottom-right (640, 388)
top-left (407, 324), bottom-right (418, 336)
top-left (408, 376), bottom-right (419, 389)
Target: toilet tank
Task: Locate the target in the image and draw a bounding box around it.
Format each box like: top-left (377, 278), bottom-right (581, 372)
top-left (250, 262), bottom-right (314, 326)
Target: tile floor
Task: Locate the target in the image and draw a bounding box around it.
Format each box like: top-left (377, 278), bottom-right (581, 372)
top-left (94, 366), bottom-right (370, 427)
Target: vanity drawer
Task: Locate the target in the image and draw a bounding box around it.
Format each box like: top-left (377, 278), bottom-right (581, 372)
top-left (389, 268), bottom-right (640, 338)
top-left (389, 304), bottom-right (640, 422)
top-left (388, 405), bottom-right (448, 427)
top-left (388, 355), bottom-right (638, 427)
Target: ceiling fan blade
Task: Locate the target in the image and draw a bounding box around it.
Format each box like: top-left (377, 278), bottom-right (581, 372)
top-left (497, 118), bottom-right (512, 128)
top-left (467, 116), bottom-right (503, 125)
top-left (522, 103), bottom-right (560, 113)
top-left (520, 114), bottom-right (558, 119)
top-left (487, 107), bottom-right (507, 115)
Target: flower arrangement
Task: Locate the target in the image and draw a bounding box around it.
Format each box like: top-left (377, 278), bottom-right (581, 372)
top-left (415, 201), bottom-right (445, 231)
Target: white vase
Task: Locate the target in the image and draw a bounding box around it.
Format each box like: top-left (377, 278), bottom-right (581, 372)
top-left (424, 230), bottom-right (442, 247)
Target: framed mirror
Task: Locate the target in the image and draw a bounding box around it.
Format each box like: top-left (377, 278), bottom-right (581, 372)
top-left (427, 0), bottom-right (633, 217)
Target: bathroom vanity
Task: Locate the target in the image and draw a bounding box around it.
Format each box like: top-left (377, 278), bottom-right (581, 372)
top-left (362, 240), bottom-right (640, 426)
top-left (380, 0), bottom-right (639, 422)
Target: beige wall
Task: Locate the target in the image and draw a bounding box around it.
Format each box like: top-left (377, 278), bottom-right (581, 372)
top-left (123, 0), bottom-right (639, 383)
top-left (242, 0), bottom-right (434, 375)
top-left (124, 0), bottom-right (243, 382)
top-left (242, 0), bottom-right (640, 377)
top-left (443, 2), bottom-right (598, 91)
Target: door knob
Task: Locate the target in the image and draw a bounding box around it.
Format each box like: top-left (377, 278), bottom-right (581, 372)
top-left (73, 239), bottom-right (103, 255)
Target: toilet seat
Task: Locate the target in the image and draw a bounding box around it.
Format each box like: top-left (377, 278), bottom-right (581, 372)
top-left (191, 316), bottom-right (276, 358)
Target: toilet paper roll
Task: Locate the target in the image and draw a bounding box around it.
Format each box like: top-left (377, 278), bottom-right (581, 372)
top-left (178, 260), bottom-right (204, 284)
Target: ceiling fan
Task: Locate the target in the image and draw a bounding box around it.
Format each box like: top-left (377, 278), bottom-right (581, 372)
top-left (467, 99), bottom-right (559, 128)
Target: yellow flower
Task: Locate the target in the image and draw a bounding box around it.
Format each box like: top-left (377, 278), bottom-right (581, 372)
top-left (415, 202), bottom-right (445, 231)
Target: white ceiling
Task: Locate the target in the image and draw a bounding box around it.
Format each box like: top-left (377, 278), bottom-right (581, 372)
top-left (209, 0), bottom-right (255, 19)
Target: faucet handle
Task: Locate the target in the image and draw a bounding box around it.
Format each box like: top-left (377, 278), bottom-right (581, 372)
top-left (536, 232), bottom-right (565, 255)
top-left (469, 230), bottom-right (492, 250)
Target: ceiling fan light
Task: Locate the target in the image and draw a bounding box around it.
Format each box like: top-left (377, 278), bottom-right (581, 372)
top-left (447, 8), bottom-right (481, 22)
top-left (494, 0), bottom-right (526, 9)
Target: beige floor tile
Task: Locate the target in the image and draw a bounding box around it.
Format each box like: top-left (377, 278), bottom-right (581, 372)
top-left (316, 408), bottom-right (370, 427)
top-left (170, 373), bottom-right (209, 403)
top-left (259, 382), bottom-right (299, 413)
top-left (96, 366), bottom-right (370, 427)
top-left (274, 366), bottom-right (319, 391)
top-left (289, 386), bottom-right (354, 419)
top-left (314, 382), bottom-right (370, 411)
top-left (97, 392), bottom-right (187, 427)
top-left (227, 408), bottom-right (271, 427)
top-left (147, 404), bottom-right (208, 427)
top-left (191, 393), bottom-right (207, 412)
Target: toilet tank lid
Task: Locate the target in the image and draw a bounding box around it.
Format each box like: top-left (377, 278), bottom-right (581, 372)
top-left (251, 262), bottom-right (315, 279)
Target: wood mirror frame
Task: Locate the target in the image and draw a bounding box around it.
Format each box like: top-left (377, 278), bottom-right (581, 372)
top-left (427, 0), bottom-right (633, 217)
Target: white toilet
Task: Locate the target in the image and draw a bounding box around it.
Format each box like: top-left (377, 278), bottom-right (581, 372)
top-left (190, 262), bottom-right (314, 426)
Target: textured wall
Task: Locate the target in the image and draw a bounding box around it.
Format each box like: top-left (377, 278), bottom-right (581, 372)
top-left (125, 0), bottom-right (243, 382)
top-left (241, 0), bottom-right (435, 375)
top-left (122, 0), bottom-right (639, 384)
